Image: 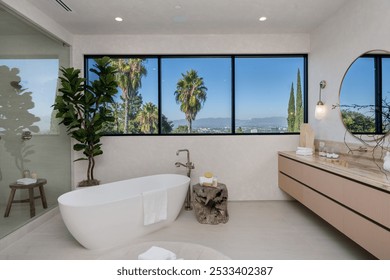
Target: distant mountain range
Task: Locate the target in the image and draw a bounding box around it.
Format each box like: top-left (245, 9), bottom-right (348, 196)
top-left (171, 117), bottom-right (287, 129)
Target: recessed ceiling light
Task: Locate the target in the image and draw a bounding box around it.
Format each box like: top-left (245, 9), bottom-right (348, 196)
top-left (259, 16), bottom-right (267, 22)
top-left (175, 5), bottom-right (182, 9)
top-left (115, 17), bottom-right (123, 22)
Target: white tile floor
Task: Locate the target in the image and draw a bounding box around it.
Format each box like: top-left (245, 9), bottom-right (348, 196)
top-left (0, 201), bottom-right (375, 260)
top-left (0, 202), bottom-right (56, 239)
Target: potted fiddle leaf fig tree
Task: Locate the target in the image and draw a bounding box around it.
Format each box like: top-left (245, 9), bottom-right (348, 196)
top-left (53, 56), bottom-right (118, 187)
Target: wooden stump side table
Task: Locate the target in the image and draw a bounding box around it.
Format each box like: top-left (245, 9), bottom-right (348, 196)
top-left (4, 178), bottom-right (48, 218)
top-left (192, 183), bottom-right (229, 225)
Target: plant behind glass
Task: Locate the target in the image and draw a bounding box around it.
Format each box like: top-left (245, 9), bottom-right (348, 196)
top-left (53, 57), bottom-right (118, 186)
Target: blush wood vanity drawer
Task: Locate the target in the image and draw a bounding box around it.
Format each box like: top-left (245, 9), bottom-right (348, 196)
top-left (278, 153), bottom-right (390, 259)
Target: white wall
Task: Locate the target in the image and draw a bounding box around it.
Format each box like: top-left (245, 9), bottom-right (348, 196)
top-left (71, 33), bottom-right (309, 200)
top-left (0, 0), bottom-right (73, 45)
top-left (72, 33), bottom-right (309, 69)
top-left (309, 0), bottom-right (390, 143)
top-left (74, 135), bottom-right (299, 201)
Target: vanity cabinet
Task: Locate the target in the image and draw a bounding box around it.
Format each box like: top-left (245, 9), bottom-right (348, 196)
top-left (278, 152), bottom-right (390, 259)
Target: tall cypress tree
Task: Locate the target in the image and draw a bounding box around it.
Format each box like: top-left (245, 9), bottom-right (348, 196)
top-left (287, 82), bottom-right (295, 132)
top-left (294, 68), bottom-right (303, 132)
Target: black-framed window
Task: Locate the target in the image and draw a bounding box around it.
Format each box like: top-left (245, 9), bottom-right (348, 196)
top-left (235, 56), bottom-right (306, 133)
top-left (340, 54), bottom-right (390, 134)
top-left (85, 54), bottom-right (307, 135)
top-left (161, 57), bottom-right (232, 134)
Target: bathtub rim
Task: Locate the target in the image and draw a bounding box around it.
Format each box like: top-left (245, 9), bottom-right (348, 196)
top-left (58, 173), bottom-right (190, 208)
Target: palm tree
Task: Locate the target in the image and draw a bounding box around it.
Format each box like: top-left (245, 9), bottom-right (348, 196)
top-left (110, 59), bottom-right (130, 132)
top-left (136, 102), bottom-right (158, 134)
top-left (161, 114), bottom-right (174, 134)
top-left (174, 69), bottom-right (207, 133)
top-left (111, 58), bottom-right (147, 133)
top-left (102, 101), bottom-right (122, 134)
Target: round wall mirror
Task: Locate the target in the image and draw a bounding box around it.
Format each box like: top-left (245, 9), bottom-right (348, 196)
top-left (339, 50), bottom-right (390, 135)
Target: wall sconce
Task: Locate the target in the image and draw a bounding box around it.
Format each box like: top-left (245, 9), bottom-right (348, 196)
top-left (315, 80), bottom-right (327, 120)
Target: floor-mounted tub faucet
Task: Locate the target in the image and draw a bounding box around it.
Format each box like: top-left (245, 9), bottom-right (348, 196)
top-left (175, 149), bottom-right (195, 176)
top-left (175, 149), bottom-right (194, 210)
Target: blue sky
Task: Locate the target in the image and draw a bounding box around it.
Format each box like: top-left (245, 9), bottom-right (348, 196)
top-left (161, 57), bottom-right (231, 121)
top-left (340, 57), bottom-right (375, 111)
top-left (235, 57), bottom-right (304, 119)
top-left (340, 57), bottom-right (390, 115)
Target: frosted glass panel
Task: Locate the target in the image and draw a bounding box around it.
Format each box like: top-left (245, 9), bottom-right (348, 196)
top-left (0, 58), bottom-right (59, 135)
top-left (0, 6), bottom-right (71, 239)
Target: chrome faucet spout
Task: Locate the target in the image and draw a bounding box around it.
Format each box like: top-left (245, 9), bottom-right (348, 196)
top-left (176, 149), bottom-right (190, 162)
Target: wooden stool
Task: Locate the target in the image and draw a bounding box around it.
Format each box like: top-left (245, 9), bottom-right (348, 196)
top-left (193, 183), bottom-right (229, 225)
top-left (4, 178), bottom-right (48, 218)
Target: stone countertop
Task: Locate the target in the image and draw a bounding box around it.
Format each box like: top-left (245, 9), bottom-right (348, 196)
top-left (278, 151), bottom-right (390, 193)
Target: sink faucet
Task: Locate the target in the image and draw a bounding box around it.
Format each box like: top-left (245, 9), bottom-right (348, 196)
top-left (175, 149), bottom-right (195, 211)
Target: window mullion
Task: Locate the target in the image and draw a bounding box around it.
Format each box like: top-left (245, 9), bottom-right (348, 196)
top-left (375, 56), bottom-right (383, 133)
top-left (303, 56), bottom-right (308, 123)
top-left (231, 56), bottom-right (236, 134)
top-left (158, 56), bottom-right (162, 135)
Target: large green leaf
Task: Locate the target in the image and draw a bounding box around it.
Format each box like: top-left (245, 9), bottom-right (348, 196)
top-left (73, 143), bottom-right (86, 151)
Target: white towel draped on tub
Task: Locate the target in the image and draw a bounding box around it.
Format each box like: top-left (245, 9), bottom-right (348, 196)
top-left (142, 188), bottom-right (168, 226)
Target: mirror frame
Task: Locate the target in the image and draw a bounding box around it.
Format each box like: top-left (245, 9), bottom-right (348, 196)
top-left (337, 49), bottom-right (390, 145)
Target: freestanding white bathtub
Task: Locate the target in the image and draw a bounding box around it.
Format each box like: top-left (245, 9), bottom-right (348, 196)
top-left (58, 174), bottom-right (190, 250)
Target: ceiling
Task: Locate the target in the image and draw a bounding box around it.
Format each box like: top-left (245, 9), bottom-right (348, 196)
top-left (26, 0), bottom-right (350, 35)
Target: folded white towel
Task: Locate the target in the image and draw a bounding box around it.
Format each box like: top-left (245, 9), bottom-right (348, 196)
top-left (142, 188), bottom-right (167, 226)
top-left (297, 146), bottom-right (313, 151)
top-left (296, 150), bottom-right (313, 156)
top-left (199, 176), bottom-right (213, 186)
top-left (296, 146), bottom-right (313, 156)
top-left (16, 178), bottom-right (37, 185)
top-left (138, 246), bottom-right (177, 260)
